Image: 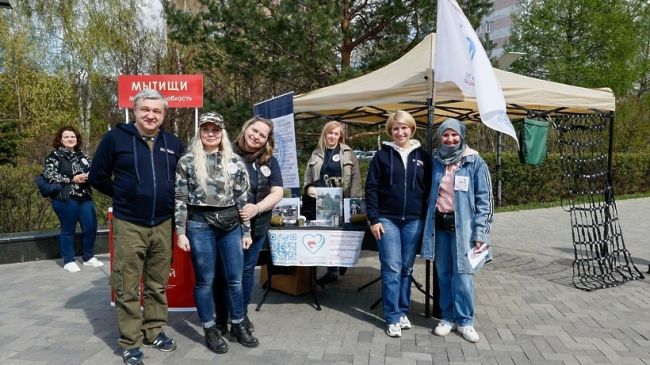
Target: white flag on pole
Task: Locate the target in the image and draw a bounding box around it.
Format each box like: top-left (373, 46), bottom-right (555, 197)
top-left (434, 0), bottom-right (518, 144)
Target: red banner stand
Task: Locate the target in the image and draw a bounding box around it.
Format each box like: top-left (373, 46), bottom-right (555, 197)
top-left (108, 208), bottom-right (196, 311)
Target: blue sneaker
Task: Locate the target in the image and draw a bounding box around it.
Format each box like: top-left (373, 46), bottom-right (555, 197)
top-left (122, 347), bottom-right (144, 365)
top-left (143, 331), bottom-right (177, 352)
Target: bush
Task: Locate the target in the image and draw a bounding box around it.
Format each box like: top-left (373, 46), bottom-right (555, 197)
top-left (0, 163), bottom-right (112, 234)
top-left (1, 153), bottom-right (648, 234)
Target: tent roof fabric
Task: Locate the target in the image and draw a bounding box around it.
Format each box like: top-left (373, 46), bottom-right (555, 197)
top-left (293, 33), bottom-right (615, 126)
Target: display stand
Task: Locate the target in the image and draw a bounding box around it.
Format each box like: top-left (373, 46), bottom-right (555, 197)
top-left (256, 225), bottom-right (366, 311)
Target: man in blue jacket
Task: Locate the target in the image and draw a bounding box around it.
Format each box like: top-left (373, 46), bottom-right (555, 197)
top-left (89, 89), bottom-right (184, 365)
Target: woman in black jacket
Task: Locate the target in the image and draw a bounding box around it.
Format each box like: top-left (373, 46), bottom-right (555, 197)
top-left (43, 126), bottom-right (103, 273)
top-left (365, 110), bottom-right (431, 337)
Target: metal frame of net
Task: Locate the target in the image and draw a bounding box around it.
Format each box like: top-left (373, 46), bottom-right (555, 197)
top-left (554, 113), bottom-right (644, 291)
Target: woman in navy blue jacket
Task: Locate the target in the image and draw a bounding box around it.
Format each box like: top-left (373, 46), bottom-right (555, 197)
top-left (365, 110), bottom-right (431, 337)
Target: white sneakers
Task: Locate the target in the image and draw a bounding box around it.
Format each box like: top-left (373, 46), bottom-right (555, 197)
top-left (386, 317), bottom-right (479, 342)
top-left (386, 323), bottom-right (402, 337)
top-left (63, 262), bottom-right (81, 273)
top-left (386, 316), bottom-right (412, 337)
top-left (83, 257), bottom-right (105, 267)
top-left (433, 320), bottom-right (456, 336)
top-left (64, 257), bottom-right (104, 272)
top-left (433, 321), bottom-right (480, 343)
top-left (399, 316), bottom-right (412, 329)
top-left (458, 325), bottom-right (480, 343)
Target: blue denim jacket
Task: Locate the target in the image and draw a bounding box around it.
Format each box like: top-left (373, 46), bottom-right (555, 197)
top-left (420, 152), bottom-right (493, 274)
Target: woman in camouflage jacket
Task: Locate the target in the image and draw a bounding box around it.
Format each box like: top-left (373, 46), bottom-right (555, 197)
top-left (174, 112), bottom-right (258, 353)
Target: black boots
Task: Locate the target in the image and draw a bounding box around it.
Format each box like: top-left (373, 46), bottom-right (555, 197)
top-left (230, 321), bottom-right (259, 348)
top-left (216, 322), bottom-right (229, 337)
top-left (243, 314), bottom-right (255, 332)
top-left (204, 325), bottom-right (228, 354)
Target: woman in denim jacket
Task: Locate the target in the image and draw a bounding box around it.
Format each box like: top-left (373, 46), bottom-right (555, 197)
top-left (421, 118), bottom-right (493, 343)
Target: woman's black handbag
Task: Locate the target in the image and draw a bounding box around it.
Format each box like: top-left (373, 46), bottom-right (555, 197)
top-left (34, 174), bottom-right (64, 198)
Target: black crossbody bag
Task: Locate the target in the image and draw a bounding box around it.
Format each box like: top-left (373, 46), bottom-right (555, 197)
top-left (189, 205), bottom-right (240, 232)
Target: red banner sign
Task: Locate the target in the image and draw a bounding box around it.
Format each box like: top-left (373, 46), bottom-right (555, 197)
top-left (118, 74), bottom-right (203, 108)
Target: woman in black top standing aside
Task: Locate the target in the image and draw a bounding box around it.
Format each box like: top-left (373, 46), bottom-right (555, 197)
top-left (43, 126), bottom-right (103, 272)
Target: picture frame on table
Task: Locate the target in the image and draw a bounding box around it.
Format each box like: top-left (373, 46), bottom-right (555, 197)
top-left (272, 198), bottom-right (300, 225)
top-left (314, 187), bottom-right (342, 227)
top-left (343, 198), bottom-right (366, 224)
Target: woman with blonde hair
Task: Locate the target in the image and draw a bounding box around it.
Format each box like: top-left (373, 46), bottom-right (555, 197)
top-left (175, 112), bottom-right (258, 353)
top-left (304, 120), bottom-right (362, 284)
top-left (365, 110), bottom-right (431, 337)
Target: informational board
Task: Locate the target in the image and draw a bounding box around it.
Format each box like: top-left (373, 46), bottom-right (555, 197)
top-left (268, 229), bottom-right (365, 267)
top-left (253, 92), bottom-right (300, 188)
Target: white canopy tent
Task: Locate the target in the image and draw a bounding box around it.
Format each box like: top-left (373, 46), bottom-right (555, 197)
top-left (293, 33), bottom-right (615, 127)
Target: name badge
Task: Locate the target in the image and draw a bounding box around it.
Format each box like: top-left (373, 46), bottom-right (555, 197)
top-left (227, 162), bottom-right (239, 174)
top-left (332, 154), bottom-right (340, 162)
top-left (454, 176), bottom-right (469, 191)
top-left (260, 165), bottom-right (271, 177)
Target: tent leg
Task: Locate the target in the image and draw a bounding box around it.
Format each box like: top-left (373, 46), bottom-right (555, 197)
top-left (496, 132), bottom-right (502, 206)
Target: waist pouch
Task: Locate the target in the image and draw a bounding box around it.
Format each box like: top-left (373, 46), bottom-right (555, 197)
top-left (435, 211), bottom-right (455, 231)
top-left (189, 205), bottom-right (239, 232)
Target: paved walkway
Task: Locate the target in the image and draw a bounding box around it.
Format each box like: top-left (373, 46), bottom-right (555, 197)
top-left (1, 198), bottom-right (649, 365)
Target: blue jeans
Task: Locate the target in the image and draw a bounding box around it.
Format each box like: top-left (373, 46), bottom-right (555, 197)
top-left (376, 217), bottom-right (423, 325)
top-left (435, 228), bottom-right (474, 326)
top-left (187, 220), bottom-right (245, 325)
top-left (214, 233), bottom-right (266, 319)
top-left (242, 234), bottom-right (266, 310)
top-left (52, 199), bottom-right (97, 264)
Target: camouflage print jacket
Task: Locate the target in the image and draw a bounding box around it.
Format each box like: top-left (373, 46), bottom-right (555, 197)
top-left (175, 151), bottom-right (251, 237)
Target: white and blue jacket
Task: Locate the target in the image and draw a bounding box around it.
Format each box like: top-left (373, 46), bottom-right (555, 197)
top-left (420, 148), bottom-right (494, 273)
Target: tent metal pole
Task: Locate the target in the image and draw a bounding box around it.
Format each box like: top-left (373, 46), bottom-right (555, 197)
top-left (425, 97), bottom-right (434, 319)
top-left (426, 70), bottom-right (440, 319)
top-left (496, 132), bottom-right (502, 206)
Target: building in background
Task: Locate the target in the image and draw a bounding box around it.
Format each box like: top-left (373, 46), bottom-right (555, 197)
top-left (476, 0), bottom-right (518, 58)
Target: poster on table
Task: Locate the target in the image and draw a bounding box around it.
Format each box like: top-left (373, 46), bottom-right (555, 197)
top-left (268, 229), bottom-right (365, 267)
top-left (253, 92), bottom-right (300, 188)
top-left (314, 187), bottom-right (342, 226)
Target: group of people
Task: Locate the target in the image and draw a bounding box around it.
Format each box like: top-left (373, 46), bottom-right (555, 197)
top-left (42, 88), bottom-right (493, 365)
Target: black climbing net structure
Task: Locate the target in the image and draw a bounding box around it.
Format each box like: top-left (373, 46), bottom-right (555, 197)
top-left (554, 113), bottom-right (644, 291)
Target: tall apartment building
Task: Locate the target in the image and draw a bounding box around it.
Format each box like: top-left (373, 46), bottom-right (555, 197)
top-left (476, 0), bottom-right (518, 58)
